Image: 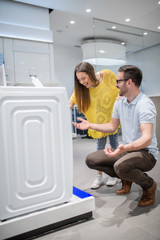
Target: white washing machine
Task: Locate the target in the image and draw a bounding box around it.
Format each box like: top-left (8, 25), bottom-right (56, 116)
top-left (0, 86), bottom-right (73, 221)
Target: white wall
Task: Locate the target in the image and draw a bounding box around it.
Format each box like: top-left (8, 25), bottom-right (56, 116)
top-left (53, 44), bottom-right (160, 99)
top-left (93, 65), bottom-right (120, 75)
top-left (53, 45), bottom-right (82, 98)
top-left (127, 44), bottom-right (160, 96)
top-left (95, 44), bottom-right (160, 96)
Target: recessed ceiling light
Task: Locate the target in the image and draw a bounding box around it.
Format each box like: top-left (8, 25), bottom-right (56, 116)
top-left (158, 26), bottom-right (160, 29)
top-left (70, 20), bottom-right (75, 24)
top-left (86, 9), bottom-right (91, 13)
top-left (99, 50), bottom-right (105, 53)
top-left (121, 42), bottom-right (125, 45)
top-left (143, 32), bottom-right (148, 35)
top-left (125, 18), bottom-right (131, 22)
top-left (112, 26), bottom-right (116, 29)
top-left (158, 1), bottom-right (160, 4)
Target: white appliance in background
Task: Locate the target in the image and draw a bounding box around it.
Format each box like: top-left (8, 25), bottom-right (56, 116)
top-left (0, 86), bottom-right (73, 221)
top-left (0, 64), bottom-right (7, 86)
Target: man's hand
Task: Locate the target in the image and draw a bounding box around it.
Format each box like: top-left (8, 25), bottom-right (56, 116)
top-left (72, 117), bottom-right (90, 130)
top-left (104, 144), bottom-right (125, 157)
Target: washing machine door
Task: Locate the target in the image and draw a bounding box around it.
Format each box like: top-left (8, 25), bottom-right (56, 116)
top-left (0, 87), bottom-right (73, 220)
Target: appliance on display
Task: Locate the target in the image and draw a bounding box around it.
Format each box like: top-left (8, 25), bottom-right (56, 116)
top-left (0, 64), bottom-right (7, 86)
top-left (0, 85), bottom-right (95, 239)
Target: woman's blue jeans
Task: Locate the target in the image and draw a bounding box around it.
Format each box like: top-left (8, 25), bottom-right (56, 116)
top-left (97, 132), bottom-right (119, 151)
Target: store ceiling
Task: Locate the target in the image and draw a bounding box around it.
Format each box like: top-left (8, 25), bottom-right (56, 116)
top-left (50, 0), bottom-right (160, 54)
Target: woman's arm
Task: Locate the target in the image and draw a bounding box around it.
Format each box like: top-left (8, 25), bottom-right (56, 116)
top-left (69, 101), bottom-right (75, 110)
top-left (96, 71), bottom-right (104, 81)
top-left (99, 70), bottom-right (104, 79)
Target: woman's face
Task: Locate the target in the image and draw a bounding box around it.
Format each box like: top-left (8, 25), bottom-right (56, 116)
top-left (76, 72), bottom-right (93, 88)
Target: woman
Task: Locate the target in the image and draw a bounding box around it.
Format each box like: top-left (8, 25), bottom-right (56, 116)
top-left (69, 62), bottom-right (120, 189)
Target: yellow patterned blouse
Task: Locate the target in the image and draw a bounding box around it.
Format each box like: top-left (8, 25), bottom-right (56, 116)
top-left (70, 69), bottom-right (119, 139)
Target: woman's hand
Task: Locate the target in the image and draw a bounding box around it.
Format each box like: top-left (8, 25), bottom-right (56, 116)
top-left (116, 94), bottom-right (123, 101)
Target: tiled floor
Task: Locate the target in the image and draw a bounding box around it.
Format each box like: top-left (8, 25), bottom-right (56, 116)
top-left (36, 136), bottom-right (160, 240)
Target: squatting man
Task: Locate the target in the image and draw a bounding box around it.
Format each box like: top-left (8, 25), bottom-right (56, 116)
top-left (72, 65), bottom-right (158, 207)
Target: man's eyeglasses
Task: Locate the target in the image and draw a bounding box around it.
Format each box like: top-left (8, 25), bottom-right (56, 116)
top-left (116, 79), bottom-right (129, 84)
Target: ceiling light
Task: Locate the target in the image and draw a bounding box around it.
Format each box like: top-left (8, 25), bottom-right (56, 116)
top-left (121, 42), bottom-right (125, 45)
top-left (81, 39), bottom-right (126, 66)
top-left (99, 50), bottom-right (105, 53)
top-left (143, 32), bottom-right (148, 35)
top-left (125, 18), bottom-right (131, 22)
top-left (86, 9), bottom-right (91, 13)
top-left (70, 20), bottom-right (75, 24)
top-left (158, 1), bottom-right (160, 4)
top-left (112, 26), bottom-right (116, 29)
top-left (158, 26), bottom-right (160, 29)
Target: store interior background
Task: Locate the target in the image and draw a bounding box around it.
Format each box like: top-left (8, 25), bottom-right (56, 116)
top-left (0, 0), bottom-right (160, 148)
top-left (0, 1), bottom-right (160, 239)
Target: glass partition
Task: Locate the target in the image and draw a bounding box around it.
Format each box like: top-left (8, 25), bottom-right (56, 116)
top-left (91, 18), bottom-right (160, 96)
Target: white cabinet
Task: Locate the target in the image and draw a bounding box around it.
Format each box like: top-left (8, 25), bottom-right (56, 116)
top-left (0, 38), bottom-right (55, 86)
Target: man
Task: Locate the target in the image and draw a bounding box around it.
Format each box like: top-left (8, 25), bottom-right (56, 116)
top-left (72, 65), bottom-right (158, 207)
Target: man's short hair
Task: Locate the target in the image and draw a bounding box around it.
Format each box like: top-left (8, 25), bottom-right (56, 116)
top-left (118, 65), bottom-right (143, 87)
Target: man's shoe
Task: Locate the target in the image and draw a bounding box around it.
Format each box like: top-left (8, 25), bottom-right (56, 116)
top-left (91, 175), bottom-right (104, 189)
top-left (116, 180), bottom-right (132, 195)
top-left (106, 177), bottom-right (118, 186)
top-left (138, 181), bottom-right (157, 207)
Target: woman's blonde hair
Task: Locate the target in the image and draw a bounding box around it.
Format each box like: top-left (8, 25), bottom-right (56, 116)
top-left (74, 62), bottom-right (97, 113)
